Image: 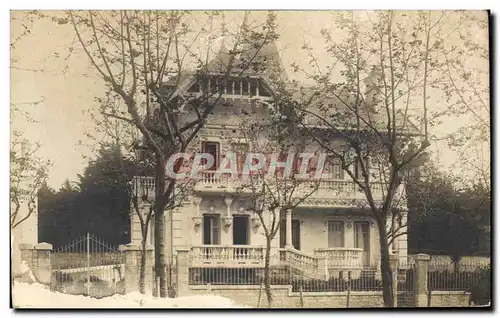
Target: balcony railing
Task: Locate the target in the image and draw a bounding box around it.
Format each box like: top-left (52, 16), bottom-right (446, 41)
top-left (278, 247), bottom-right (364, 279)
top-left (133, 174), bottom-right (386, 202)
top-left (132, 176), bottom-right (155, 196)
top-left (313, 247), bottom-right (364, 269)
top-left (190, 245), bottom-right (265, 268)
top-left (279, 248), bottom-right (320, 274)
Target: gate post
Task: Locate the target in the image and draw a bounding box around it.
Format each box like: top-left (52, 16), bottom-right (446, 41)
top-left (18, 243), bottom-right (35, 281)
top-left (119, 244), bottom-right (139, 294)
top-left (19, 243), bottom-right (52, 284)
top-left (144, 245), bottom-right (154, 295)
top-left (176, 247), bottom-right (190, 297)
top-left (389, 254), bottom-right (399, 307)
top-left (119, 244), bottom-right (154, 295)
top-left (413, 253), bottom-right (430, 307)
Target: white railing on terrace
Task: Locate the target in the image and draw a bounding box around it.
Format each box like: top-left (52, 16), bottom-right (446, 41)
top-left (279, 248), bottom-right (319, 271)
top-left (190, 245), bottom-right (265, 268)
top-left (313, 247), bottom-right (363, 269)
top-left (133, 174), bottom-right (386, 200)
top-left (279, 247), bottom-right (364, 279)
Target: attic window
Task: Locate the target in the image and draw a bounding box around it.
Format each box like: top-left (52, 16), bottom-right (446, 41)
top-left (234, 80), bottom-right (242, 95)
top-left (250, 78), bottom-right (257, 96)
top-left (209, 78), bottom-right (218, 93)
top-left (258, 80), bottom-right (271, 97)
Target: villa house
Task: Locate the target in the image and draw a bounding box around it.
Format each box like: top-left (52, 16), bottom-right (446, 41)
top-left (130, 41), bottom-right (413, 281)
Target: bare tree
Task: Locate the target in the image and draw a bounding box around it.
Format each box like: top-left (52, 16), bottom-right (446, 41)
top-left (230, 111), bottom-right (320, 307)
top-left (282, 11), bottom-right (466, 306)
top-left (69, 10), bottom-right (279, 297)
top-left (10, 131), bottom-right (51, 229)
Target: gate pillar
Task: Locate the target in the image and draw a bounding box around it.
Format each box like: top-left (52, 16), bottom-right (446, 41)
top-left (19, 242), bottom-right (52, 284)
top-left (119, 244), bottom-right (154, 295)
top-left (413, 253), bottom-right (431, 307)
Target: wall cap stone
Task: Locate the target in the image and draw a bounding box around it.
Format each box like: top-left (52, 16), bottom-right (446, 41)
top-left (119, 244), bottom-right (141, 251)
top-left (35, 242), bottom-right (53, 250)
top-left (118, 244), bottom-right (153, 251)
top-left (18, 243), bottom-right (34, 250)
top-left (431, 291), bottom-right (470, 295)
top-left (414, 253), bottom-right (431, 261)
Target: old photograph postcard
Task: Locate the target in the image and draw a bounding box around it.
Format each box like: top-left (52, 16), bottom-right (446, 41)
top-left (10, 10), bottom-right (491, 309)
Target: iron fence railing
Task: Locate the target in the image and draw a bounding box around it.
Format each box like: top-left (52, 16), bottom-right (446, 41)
top-left (427, 264), bottom-right (490, 292)
top-left (188, 256), bottom-right (384, 292)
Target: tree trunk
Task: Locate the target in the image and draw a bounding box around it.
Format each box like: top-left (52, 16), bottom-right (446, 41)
top-left (139, 236), bottom-right (147, 294)
top-left (263, 238), bottom-right (273, 308)
top-left (377, 217), bottom-right (395, 307)
top-left (154, 160), bottom-right (167, 298)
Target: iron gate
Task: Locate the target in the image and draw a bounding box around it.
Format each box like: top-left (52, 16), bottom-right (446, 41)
top-left (50, 233), bottom-right (125, 298)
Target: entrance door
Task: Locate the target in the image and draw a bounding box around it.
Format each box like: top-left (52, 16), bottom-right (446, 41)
top-left (233, 215), bottom-right (249, 259)
top-left (233, 215), bottom-right (249, 245)
top-left (280, 219), bottom-right (301, 250)
top-left (354, 221), bottom-right (370, 265)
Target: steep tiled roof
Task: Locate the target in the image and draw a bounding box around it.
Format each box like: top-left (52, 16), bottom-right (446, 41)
top-left (205, 40), bottom-right (287, 79)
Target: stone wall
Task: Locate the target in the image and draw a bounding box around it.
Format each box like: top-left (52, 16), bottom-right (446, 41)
top-left (17, 242), bottom-right (52, 284)
top-left (185, 285), bottom-right (384, 308)
top-left (429, 291), bottom-right (470, 307)
top-left (11, 200), bottom-right (38, 276)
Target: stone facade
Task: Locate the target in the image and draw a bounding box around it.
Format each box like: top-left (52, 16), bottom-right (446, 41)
top-left (130, 125), bottom-right (409, 266)
top-left (132, 193), bottom-right (408, 267)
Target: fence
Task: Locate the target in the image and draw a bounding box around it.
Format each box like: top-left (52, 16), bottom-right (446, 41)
top-left (181, 251), bottom-right (490, 308)
top-left (189, 265), bottom-right (384, 292)
top-left (50, 233), bottom-right (125, 298)
top-left (427, 264), bottom-right (490, 292)
top-left (18, 244), bottom-right (491, 307)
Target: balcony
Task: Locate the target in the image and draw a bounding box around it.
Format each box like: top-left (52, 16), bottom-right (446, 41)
top-left (189, 245), bottom-right (265, 268)
top-left (132, 173), bottom-right (386, 203)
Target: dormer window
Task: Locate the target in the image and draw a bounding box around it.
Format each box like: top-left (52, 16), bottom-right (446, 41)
top-left (250, 78), bottom-right (257, 96)
top-left (234, 79), bottom-right (242, 95)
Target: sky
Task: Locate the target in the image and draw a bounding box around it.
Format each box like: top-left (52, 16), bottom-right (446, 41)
top-left (10, 10), bottom-right (489, 189)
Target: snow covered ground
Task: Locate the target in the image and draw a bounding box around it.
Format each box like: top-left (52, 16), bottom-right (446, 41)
top-left (12, 282), bottom-right (247, 308)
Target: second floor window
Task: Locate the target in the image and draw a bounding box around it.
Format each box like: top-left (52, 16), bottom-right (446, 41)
top-left (201, 141), bottom-right (220, 171)
top-left (323, 155), bottom-right (344, 180)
